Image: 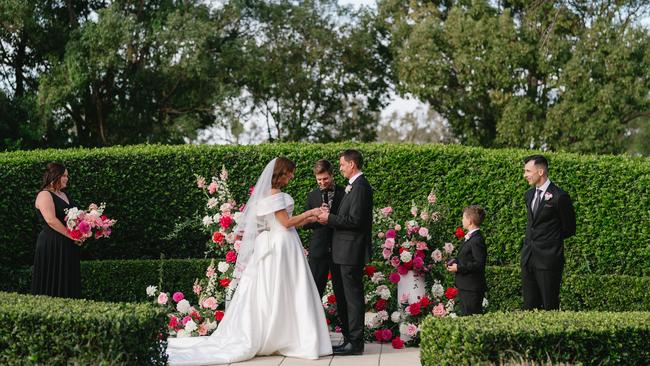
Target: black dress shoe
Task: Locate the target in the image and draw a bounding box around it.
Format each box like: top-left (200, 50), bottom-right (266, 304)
top-left (333, 342), bottom-right (364, 356)
top-left (332, 341), bottom-right (350, 351)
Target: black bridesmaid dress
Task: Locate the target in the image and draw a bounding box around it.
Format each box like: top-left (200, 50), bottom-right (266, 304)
top-left (31, 191), bottom-right (81, 298)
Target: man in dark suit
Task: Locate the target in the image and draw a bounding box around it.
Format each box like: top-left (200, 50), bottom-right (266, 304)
top-left (521, 154), bottom-right (576, 310)
top-left (446, 205), bottom-right (487, 316)
top-left (317, 149), bottom-right (373, 356)
top-left (302, 159), bottom-right (345, 298)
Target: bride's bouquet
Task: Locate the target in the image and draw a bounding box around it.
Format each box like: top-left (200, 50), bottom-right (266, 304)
top-left (64, 203), bottom-right (117, 243)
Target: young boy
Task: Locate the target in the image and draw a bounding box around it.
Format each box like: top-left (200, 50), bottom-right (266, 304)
top-left (446, 205), bottom-right (487, 316)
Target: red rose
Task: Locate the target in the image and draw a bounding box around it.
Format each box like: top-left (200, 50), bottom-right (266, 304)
top-left (327, 294), bottom-right (336, 304)
top-left (419, 296), bottom-right (430, 308)
top-left (326, 318), bottom-right (331, 325)
top-left (454, 227), bottom-right (465, 240)
top-left (397, 265), bottom-right (409, 275)
top-left (219, 278), bottom-right (231, 287)
top-left (225, 251), bottom-right (237, 263)
top-left (374, 298), bottom-right (387, 311)
top-left (374, 330), bottom-right (383, 342)
top-left (445, 287), bottom-right (459, 300)
top-left (219, 215), bottom-right (233, 230)
top-left (69, 229), bottom-right (82, 240)
top-left (212, 231), bottom-right (225, 244)
top-left (214, 310), bottom-right (224, 321)
top-left (190, 310), bottom-right (202, 322)
top-left (407, 302), bottom-right (421, 316)
top-left (381, 329), bottom-right (393, 342)
top-left (168, 316), bottom-right (178, 329)
top-left (327, 272), bottom-right (332, 280)
top-left (364, 265), bottom-right (376, 277)
top-left (392, 336), bottom-right (405, 349)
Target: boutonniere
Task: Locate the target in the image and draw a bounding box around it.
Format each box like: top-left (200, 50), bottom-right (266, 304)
top-left (345, 184), bottom-right (352, 194)
top-left (544, 192), bottom-right (553, 201)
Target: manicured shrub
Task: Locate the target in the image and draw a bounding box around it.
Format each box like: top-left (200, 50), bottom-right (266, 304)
top-left (0, 292), bottom-right (168, 365)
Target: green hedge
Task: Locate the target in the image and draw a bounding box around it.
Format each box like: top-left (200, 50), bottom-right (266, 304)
top-left (1, 144), bottom-right (649, 275)
top-left (5, 260), bottom-right (650, 311)
top-left (420, 311), bottom-right (650, 365)
top-left (0, 292), bottom-right (167, 365)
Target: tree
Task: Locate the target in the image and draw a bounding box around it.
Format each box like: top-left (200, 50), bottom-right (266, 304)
top-left (379, 0), bottom-right (650, 153)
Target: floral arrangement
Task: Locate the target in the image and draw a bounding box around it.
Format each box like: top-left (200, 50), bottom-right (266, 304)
top-left (64, 203), bottom-right (116, 243)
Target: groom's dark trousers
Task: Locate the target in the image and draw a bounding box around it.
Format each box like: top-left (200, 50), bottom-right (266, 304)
top-left (327, 175), bottom-right (373, 347)
top-left (521, 182), bottom-right (575, 310)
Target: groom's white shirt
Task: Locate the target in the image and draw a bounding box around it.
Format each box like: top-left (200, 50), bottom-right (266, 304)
top-left (349, 172), bottom-right (363, 185)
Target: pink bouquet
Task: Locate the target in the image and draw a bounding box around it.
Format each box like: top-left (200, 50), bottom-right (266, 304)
top-left (64, 203), bottom-right (116, 243)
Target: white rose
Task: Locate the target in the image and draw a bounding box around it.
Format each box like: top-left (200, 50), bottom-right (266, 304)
top-left (400, 251), bottom-right (413, 263)
top-left (207, 198), bottom-right (218, 209)
top-left (177, 299), bottom-right (192, 314)
top-left (401, 241), bottom-right (411, 249)
top-left (371, 272), bottom-right (385, 284)
top-left (146, 285), bottom-right (157, 297)
top-left (364, 312), bottom-right (379, 329)
top-left (202, 215), bottom-right (213, 226)
top-left (431, 281), bottom-right (444, 298)
top-left (184, 319), bottom-right (197, 332)
top-left (206, 320), bottom-right (217, 330)
top-left (391, 311), bottom-right (401, 323)
top-left (217, 261), bottom-right (230, 273)
top-left (212, 213), bottom-right (221, 222)
top-left (399, 323), bottom-right (412, 342)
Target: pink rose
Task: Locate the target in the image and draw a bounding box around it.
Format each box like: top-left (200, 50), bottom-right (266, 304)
top-left (157, 292), bottom-right (168, 305)
top-left (198, 322), bottom-right (208, 336)
top-left (418, 227), bottom-right (429, 237)
top-left (382, 248), bottom-right (392, 259)
top-left (390, 256), bottom-right (400, 267)
top-left (233, 241), bottom-right (242, 252)
top-left (406, 324), bottom-right (419, 336)
top-left (385, 229), bottom-right (396, 239)
top-left (432, 303), bottom-right (446, 317)
top-left (181, 315), bottom-right (192, 325)
top-left (383, 238), bottom-right (395, 249)
top-left (172, 292), bottom-right (184, 303)
top-left (431, 249), bottom-right (443, 262)
top-left (413, 257), bottom-right (424, 269)
top-left (201, 296), bottom-right (218, 310)
top-left (394, 224), bottom-right (402, 231)
top-left (380, 207), bottom-right (393, 216)
top-left (77, 220), bottom-right (91, 234)
top-left (416, 241), bottom-right (428, 251)
top-left (388, 272), bottom-right (401, 284)
top-left (382, 329), bottom-right (393, 342)
top-left (208, 182), bottom-right (218, 195)
top-left (444, 242), bottom-right (454, 254)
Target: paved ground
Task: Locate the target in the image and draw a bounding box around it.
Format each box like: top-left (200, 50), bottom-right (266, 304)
top-left (209, 333), bottom-right (421, 366)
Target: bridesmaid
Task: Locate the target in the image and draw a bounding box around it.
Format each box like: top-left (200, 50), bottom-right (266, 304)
top-left (31, 162), bottom-right (81, 298)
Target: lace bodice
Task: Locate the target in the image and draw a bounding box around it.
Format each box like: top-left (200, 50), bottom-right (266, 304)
top-left (257, 192), bottom-right (294, 229)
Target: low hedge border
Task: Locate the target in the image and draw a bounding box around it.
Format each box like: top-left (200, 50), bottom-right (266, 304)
top-left (420, 310), bottom-right (650, 365)
top-left (0, 292), bottom-right (168, 365)
top-left (3, 260), bottom-right (649, 311)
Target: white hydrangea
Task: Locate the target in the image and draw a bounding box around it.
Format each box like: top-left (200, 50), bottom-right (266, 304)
top-left (391, 311), bottom-right (402, 323)
top-left (177, 299), bottom-right (192, 314)
top-left (371, 272), bottom-right (385, 284)
top-left (146, 285), bottom-right (157, 297)
top-left (207, 198), bottom-right (218, 209)
top-left (184, 319), bottom-right (197, 332)
top-left (212, 213), bottom-right (221, 222)
top-left (482, 297), bottom-right (489, 308)
top-left (364, 294), bottom-right (373, 304)
top-left (217, 261), bottom-right (230, 273)
top-left (377, 310), bottom-right (389, 322)
top-left (431, 281), bottom-right (444, 299)
top-left (364, 312), bottom-right (380, 329)
top-left (449, 312), bottom-right (458, 318)
top-left (375, 285), bottom-right (391, 300)
top-left (322, 295), bottom-right (329, 305)
top-left (400, 251), bottom-right (413, 263)
top-left (445, 299), bottom-right (455, 313)
top-left (202, 215), bottom-right (214, 227)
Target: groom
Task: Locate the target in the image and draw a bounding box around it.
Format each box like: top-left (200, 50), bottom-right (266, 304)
top-left (318, 149), bottom-right (373, 356)
top-left (521, 154), bottom-right (576, 310)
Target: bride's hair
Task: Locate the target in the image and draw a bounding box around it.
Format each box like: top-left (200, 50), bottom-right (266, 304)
top-left (271, 157), bottom-right (296, 189)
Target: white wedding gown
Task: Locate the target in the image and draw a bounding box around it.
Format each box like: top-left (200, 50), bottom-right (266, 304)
top-left (167, 193), bottom-right (332, 365)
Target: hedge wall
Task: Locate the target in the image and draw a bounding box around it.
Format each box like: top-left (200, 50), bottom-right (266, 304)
top-left (4, 260), bottom-right (649, 311)
top-left (1, 144), bottom-right (648, 275)
top-left (0, 292), bottom-right (167, 365)
top-left (420, 311), bottom-right (650, 365)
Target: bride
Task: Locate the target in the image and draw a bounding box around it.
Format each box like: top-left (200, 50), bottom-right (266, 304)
top-left (167, 157), bottom-right (333, 365)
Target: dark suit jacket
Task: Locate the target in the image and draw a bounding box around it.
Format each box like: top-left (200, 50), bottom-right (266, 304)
top-left (521, 182), bottom-right (576, 270)
top-left (454, 231), bottom-right (487, 292)
top-left (303, 185), bottom-right (345, 258)
top-left (327, 174), bottom-right (373, 265)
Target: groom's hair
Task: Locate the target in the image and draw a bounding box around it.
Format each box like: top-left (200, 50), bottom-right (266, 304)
top-left (313, 159), bottom-right (333, 175)
top-left (272, 157), bottom-right (296, 189)
top-left (463, 205), bottom-right (486, 226)
top-left (339, 149), bottom-right (363, 170)
top-left (524, 154), bottom-right (548, 173)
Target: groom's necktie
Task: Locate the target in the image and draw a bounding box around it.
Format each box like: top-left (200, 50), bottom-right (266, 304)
top-left (532, 189), bottom-right (543, 214)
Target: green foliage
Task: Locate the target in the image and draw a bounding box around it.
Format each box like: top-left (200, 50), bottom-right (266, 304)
top-left (1, 143), bottom-right (648, 276)
top-left (0, 291), bottom-right (168, 365)
top-left (381, 0), bottom-right (650, 154)
top-left (420, 310), bottom-right (650, 365)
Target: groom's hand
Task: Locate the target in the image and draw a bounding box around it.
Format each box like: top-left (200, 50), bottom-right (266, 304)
top-left (317, 211), bottom-right (329, 224)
